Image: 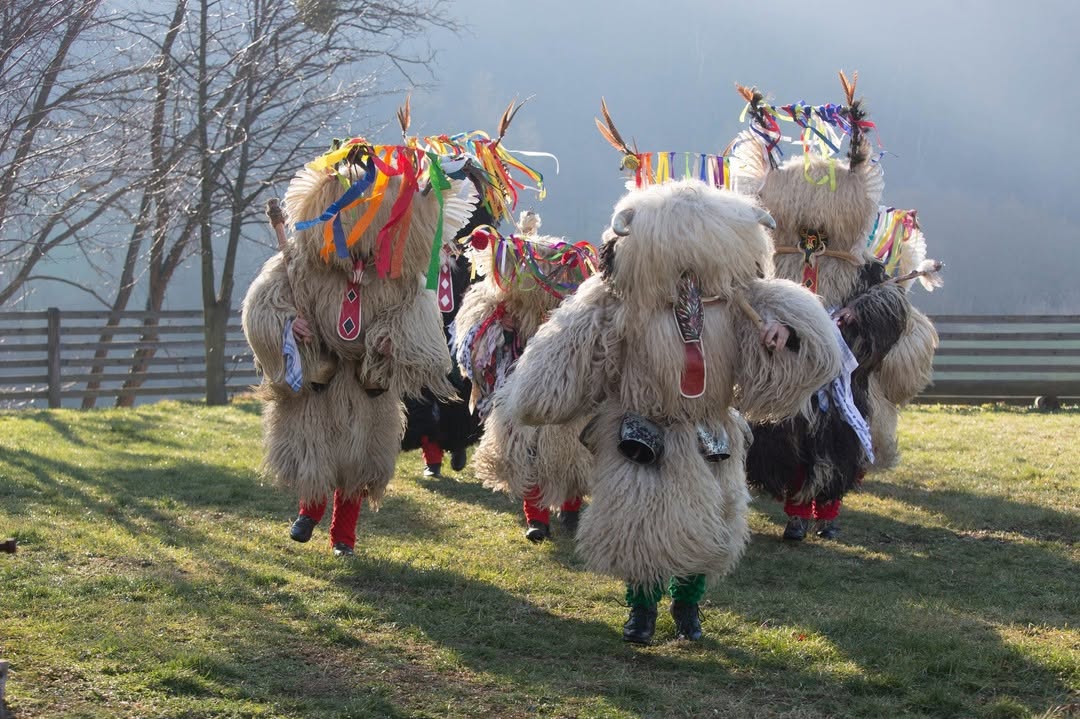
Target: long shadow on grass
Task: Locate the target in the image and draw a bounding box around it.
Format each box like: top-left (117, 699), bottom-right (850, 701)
top-left (863, 478), bottom-right (1078, 544)
top-left (2, 446), bottom-right (450, 547)
top-left (723, 505), bottom-right (1077, 716)
top-left (323, 555), bottom-right (893, 718)
top-left (414, 471), bottom-right (519, 515)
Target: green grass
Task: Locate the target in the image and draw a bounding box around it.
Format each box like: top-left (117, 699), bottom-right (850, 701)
top-left (0, 402), bottom-right (1077, 718)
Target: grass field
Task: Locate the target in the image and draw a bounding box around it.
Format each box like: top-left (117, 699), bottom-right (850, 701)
top-left (0, 402), bottom-right (1077, 718)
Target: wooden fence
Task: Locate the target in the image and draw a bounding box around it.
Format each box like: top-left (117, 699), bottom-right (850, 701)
top-left (1, 310), bottom-right (1078, 408)
top-left (0, 309), bottom-right (257, 408)
top-left (918, 315), bottom-right (1080, 403)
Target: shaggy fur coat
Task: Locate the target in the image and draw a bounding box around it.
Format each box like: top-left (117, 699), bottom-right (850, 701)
top-left (868, 306), bottom-right (938, 468)
top-left (243, 163), bottom-right (477, 504)
top-left (504, 180), bottom-right (841, 586)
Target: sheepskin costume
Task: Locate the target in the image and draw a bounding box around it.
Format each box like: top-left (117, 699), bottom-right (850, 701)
top-left (243, 147), bottom-right (483, 505)
top-left (452, 213), bottom-right (597, 509)
top-left (504, 179), bottom-right (842, 587)
top-left (868, 296), bottom-right (939, 469)
top-left (728, 77), bottom-right (918, 506)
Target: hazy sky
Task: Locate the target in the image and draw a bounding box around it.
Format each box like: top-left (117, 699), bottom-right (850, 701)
top-left (23, 0), bottom-right (1080, 315)
top-left (356, 0), bottom-right (1080, 314)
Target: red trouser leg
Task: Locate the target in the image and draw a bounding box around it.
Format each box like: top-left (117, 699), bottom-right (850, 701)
top-left (522, 486), bottom-right (550, 525)
top-left (814, 498), bottom-right (841, 521)
top-left (783, 464), bottom-right (814, 519)
top-left (420, 435), bottom-right (444, 466)
top-left (328, 490), bottom-right (363, 548)
top-left (560, 496), bottom-right (583, 513)
top-left (298, 498), bottom-right (328, 523)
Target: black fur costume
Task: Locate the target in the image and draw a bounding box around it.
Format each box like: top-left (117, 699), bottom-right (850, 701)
top-left (401, 206), bottom-right (493, 460)
top-left (747, 262), bottom-right (907, 502)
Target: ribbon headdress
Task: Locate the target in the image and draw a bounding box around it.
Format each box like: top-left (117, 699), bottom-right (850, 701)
top-left (727, 72), bottom-right (883, 200)
top-left (464, 217), bottom-right (599, 301)
top-left (727, 74), bottom-right (942, 291)
top-left (291, 97), bottom-right (548, 290)
top-left (595, 98), bottom-right (734, 191)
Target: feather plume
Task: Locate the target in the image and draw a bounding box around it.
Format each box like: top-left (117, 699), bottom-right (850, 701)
top-left (735, 83), bottom-right (761, 107)
top-left (916, 259), bottom-right (944, 291)
top-left (594, 118), bottom-right (624, 152)
top-left (838, 70), bottom-right (858, 106)
top-left (595, 97), bottom-right (633, 154)
top-left (397, 96), bottom-right (411, 138)
top-left (496, 96), bottom-right (533, 143)
top-left (839, 69), bottom-right (870, 167)
top-left (594, 98), bottom-right (641, 171)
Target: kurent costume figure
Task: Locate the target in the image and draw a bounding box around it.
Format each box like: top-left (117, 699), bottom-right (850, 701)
top-left (500, 102), bottom-right (843, 644)
top-left (728, 74), bottom-right (940, 541)
top-left (452, 211), bottom-right (597, 542)
top-left (400, 200), bottom-right (493, 478)
top-left (242, 101), bottom-right (544, 555)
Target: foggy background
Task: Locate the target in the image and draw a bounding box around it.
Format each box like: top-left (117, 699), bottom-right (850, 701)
top-left (24, 0), bottom-right (1080, 315)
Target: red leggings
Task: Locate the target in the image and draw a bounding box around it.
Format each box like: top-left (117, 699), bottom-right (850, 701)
top-left (783, 465), bottom-right (841, 521)
top-left (420, 435), bottom-right (443, 466)
top-left (298, 490), bottom-right (363, 548)
top-left (522, 486), bottom-right (583, 524)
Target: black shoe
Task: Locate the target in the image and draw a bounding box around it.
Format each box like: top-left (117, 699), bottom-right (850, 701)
top-left (623, 604), bottom-right (658, 645)
top-left (332, 542), bottom-right (354, 557)
top-left (450, 448), bottom-right (468, 472)
top-left (524, 520), bottom-right (550, 544)
top-left (782, 516), bottom-right (810, 542)
top-left (290, 515), bottom-right (318, 543)
top-left (816, 520), bottom-right (841, 540)
top-left (670, 600), bottom-right (703, 641)
top-left (558, 509), bottom-right (580, 536)
top-left (423, 463), bottom-right (442, 478)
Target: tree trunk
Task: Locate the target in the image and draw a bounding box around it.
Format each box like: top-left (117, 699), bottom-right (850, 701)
top-left (203, 300), bottom-right (230, 405)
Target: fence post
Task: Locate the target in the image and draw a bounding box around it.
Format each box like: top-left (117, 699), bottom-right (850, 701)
top-left (47, 307), bottom-right (61, 408)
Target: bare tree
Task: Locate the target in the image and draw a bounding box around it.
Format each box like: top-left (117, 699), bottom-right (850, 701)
top-left (0, 0), bottom-right (141, 307)
top-left (104, 0), bottom-right (458, 406)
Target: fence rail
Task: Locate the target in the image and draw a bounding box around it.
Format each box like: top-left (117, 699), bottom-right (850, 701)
top-left (920, 314), bottom-right (1080, 403)
top-left (0, 308), bottom-right (258, 408)
top-left (1, 309), bottom-right (1078, 408)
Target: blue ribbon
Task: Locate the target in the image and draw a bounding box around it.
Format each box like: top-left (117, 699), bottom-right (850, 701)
top-left (294, 158), bottom-right (377, 232)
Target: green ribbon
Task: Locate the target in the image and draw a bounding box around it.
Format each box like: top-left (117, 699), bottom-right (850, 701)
top-left (425, 153), bottom-right (451, 290)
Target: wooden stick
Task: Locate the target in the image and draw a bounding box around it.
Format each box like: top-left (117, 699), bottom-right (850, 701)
top-left (266, 199), bottom-right (289, 256)
top-left (735, 293), bottom-right (764, 328)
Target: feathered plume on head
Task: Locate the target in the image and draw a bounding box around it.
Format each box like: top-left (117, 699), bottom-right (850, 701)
top-left (839, 70), bottom-right (870, 169)
top-left (594, 99), bottom-right (737, 191)
top-left (735, 84), bottom-right (782, 170)
top-left (396, 95), bottom-right (411, 140)
top-left (595, 98), bottom-right (641, 172)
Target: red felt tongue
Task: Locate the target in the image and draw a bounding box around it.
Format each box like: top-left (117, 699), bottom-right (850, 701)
top-left (680, 341), bottom-right (706, 398)
top-left (338, 280), bottom-right (362, 341)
